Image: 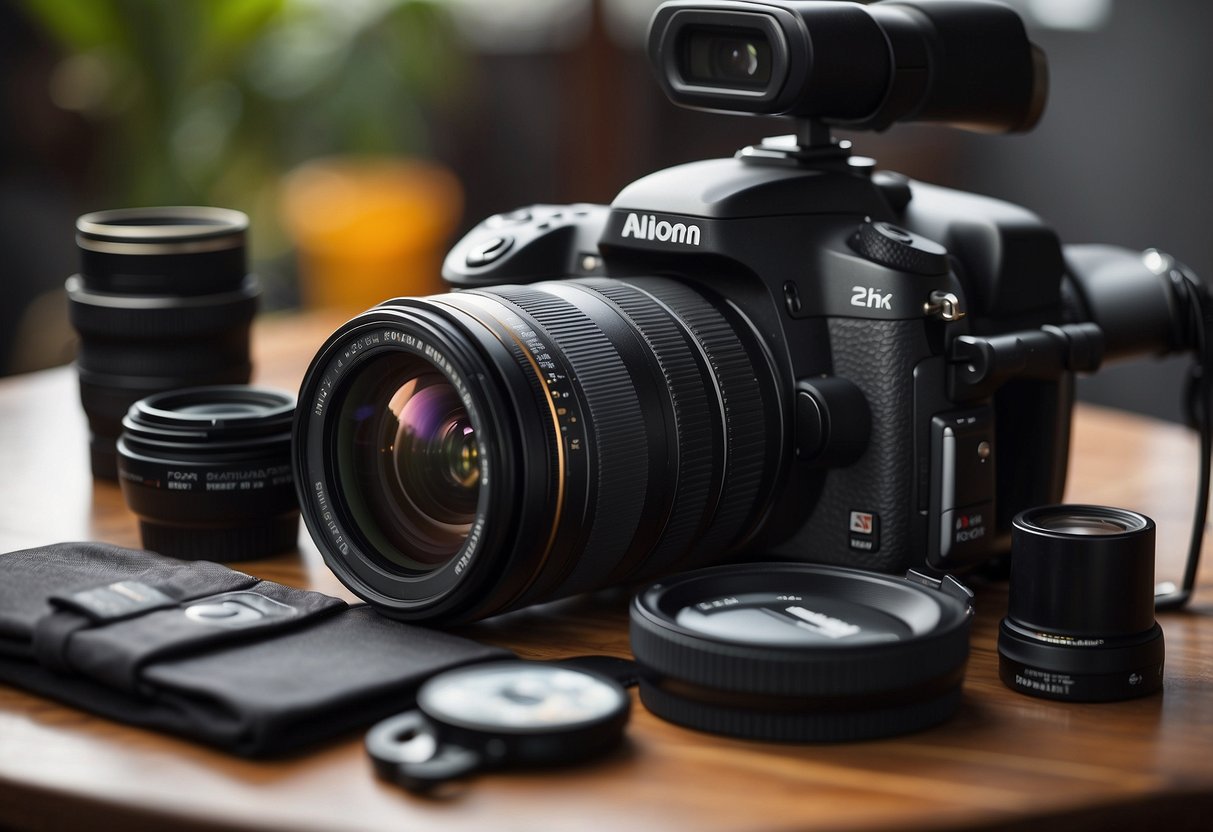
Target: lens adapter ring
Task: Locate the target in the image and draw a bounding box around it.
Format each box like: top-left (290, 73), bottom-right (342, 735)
top-left (76, 206), bottom-right (248, 296)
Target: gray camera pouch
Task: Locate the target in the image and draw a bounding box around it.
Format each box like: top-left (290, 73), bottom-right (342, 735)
top-left (0, 542), bottom-right (511, 756)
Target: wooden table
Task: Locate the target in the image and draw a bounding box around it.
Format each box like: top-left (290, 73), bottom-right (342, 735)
top-left (1, 312), bottom-right (1210, 832)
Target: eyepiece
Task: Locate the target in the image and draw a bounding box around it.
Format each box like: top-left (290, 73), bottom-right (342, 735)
top-left (649, 0), bottom-right (1047, 133)
top-left (682, 29), bottom-right (774, 89)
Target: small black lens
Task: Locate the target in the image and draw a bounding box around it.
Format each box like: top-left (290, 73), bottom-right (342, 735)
top-left (335, 352), bottom-right (482, 573)
top-left (998, 505), bottom-right (1163, 702)
top-left (683, 29), bottom-right (771, 89)
top-left (69, 206), bottom-right (259, 479)
top-left (117, 386), bottom-right (299, 561)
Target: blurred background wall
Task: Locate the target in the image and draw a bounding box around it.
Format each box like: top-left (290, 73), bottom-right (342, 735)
top-left (0, 0), bottom-right (1209, 423)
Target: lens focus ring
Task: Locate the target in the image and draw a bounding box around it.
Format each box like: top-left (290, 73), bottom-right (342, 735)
top-left (579, 279), bottom-right (717, 577)
top-left (486, 285), bottom-right (650, 601)
top-left (640, 280), bottom-right (771, 563)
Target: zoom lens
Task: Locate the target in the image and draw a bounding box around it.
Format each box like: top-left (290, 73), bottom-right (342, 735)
top-left (68, 207), bottom-right (259, 479)
top-left (294, 278), bottom-right (783, 622)
top-left (117, 386), bottom-right (298, 561)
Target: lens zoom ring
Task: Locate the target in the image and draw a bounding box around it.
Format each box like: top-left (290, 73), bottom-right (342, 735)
top-left (638, 280), bottom-right (769, 553)
top-left (487, 285), bottom-right (649, 596)
top-left (578, 279), bottom-right (717, 575)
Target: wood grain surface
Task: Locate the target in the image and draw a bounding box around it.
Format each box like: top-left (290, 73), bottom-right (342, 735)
top-left (0, 312), bottom-right (1210, 832)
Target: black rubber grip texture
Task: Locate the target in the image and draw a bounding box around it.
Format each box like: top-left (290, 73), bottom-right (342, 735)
top-left (487, 285), bottom-right (649, 599)
top-left (67, 276), bottom-right (260, 339)
top-left (637, 678), bottom-right (963, 742)
top-left (637, 280), bottom-right (770, 566)
top-left (852, 222), bottom-right (948, 276)
top-left (783, 317), bottom-right (928, 572)
top-left (629, 610), bottom-right (971, 698)
top-left (577, 279), bottom-right (719, 577)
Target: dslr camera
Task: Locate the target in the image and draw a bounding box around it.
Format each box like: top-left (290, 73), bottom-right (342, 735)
top-left (294, 0), bottom-right (1207, 622)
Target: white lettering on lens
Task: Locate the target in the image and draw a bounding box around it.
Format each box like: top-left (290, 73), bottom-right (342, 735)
top-left (621, 212), bottom-right (701, 246)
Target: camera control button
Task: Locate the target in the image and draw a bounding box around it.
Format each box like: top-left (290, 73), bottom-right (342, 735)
top-left (485, 209), bottom-right (531, 228)
top-left (465, 236), bottom-right (513, 268)
top-left (851, 221), bottom-right (948, 276)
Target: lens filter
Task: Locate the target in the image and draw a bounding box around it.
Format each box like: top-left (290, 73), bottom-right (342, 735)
top-left (630, 563), bottom-right (974, 742)
top-left (366, 660), bottom-right (631, 792)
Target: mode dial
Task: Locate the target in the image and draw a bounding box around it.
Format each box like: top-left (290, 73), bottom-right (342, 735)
top-left (851, 221), bottom-right (949, 276)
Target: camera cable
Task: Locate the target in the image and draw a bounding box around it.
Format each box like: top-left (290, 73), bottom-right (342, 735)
top-left (1154, 258), bottom-right (1211, 611)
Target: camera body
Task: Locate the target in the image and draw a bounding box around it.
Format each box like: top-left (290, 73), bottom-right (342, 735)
top-left (442, 154), bottom-right (1073, 576)
top-left (294, 0), bottom-right (1201, 622)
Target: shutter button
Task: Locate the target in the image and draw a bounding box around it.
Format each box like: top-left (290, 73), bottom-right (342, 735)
top-left (465, 236), bottom-right (513, 268)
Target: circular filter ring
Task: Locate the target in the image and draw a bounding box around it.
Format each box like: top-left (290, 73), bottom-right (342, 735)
top-left (367, 660), bottom-right (631, 792)
top-left (630, 562), bottom-right (974, 742)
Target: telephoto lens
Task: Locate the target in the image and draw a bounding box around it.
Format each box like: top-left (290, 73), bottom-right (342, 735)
top-left (116, 386), bottom-right (298, 561)
top-left (67, 207), bottom-right (259, 479)
top-left (998, 505), bottom-right (1164, 701)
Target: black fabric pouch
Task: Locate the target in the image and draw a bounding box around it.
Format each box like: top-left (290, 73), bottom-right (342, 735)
top-left (0, 542), bottom-right (511, 756)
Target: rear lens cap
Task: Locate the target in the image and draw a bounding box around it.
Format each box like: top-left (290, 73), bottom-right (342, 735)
top-left (630, 563), bottom-right (974, 742)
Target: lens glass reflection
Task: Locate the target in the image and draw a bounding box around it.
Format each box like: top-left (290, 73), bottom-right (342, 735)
top-left (1032, 511), bottom-right (1139, 536)
top-left (337, 352), bottom-right (481, 572)
top-left (683, 29), bottom-right (771, 89)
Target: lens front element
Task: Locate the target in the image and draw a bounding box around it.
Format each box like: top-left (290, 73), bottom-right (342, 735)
top-left (338, 352), bottom-right (481, 573)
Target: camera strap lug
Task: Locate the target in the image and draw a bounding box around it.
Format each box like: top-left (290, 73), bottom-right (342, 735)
top-left (924, 290), bottom-right (965, 322)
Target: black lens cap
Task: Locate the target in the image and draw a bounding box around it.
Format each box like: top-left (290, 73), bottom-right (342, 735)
top-left (630, 563), bottom-right (974, 742)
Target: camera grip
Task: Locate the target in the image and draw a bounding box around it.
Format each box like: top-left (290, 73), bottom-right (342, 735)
top-left (776, 317), bottom-right (929, 572)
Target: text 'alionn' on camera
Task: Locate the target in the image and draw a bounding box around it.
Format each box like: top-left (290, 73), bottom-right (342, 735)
top-left (292, 1), bottom-right (1209, 623)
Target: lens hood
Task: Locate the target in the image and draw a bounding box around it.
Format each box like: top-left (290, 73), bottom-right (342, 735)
top-left (630, 562), bottom-right (974, 742)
